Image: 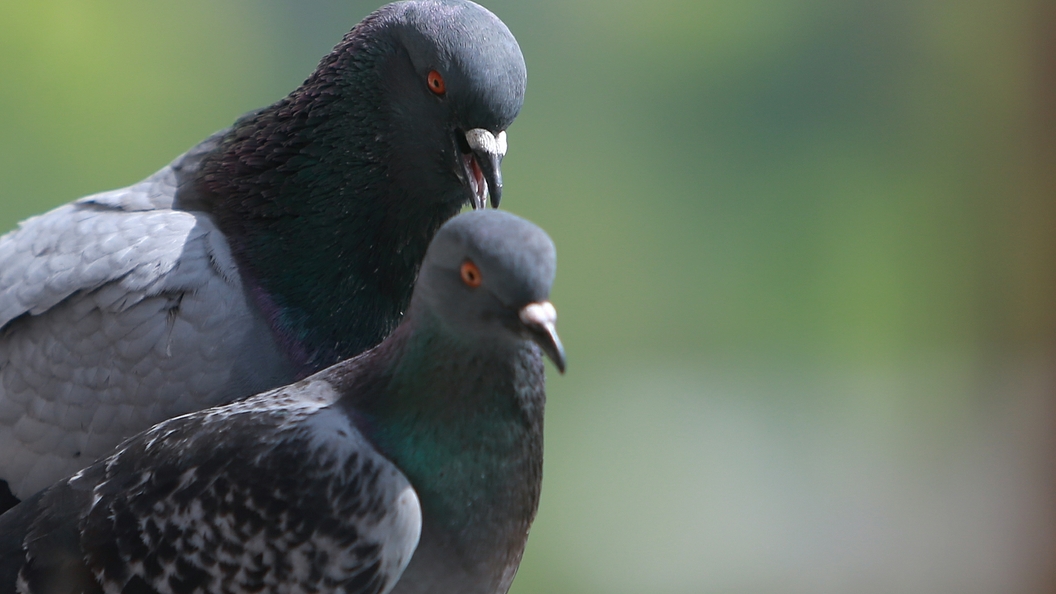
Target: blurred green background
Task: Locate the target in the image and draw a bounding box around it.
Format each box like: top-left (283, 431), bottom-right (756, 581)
top-left (2, 1), bottom-right (1054, 592)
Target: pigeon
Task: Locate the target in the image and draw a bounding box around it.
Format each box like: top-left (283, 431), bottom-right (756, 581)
top-left (0, 0), bottom-right (527, 511)
top-left (0, 209), bottom-right (564, 594)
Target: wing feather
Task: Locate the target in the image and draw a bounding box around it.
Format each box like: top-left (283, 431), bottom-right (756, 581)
top-left (0, 144), bottom-right (294, 501)
top-left (0, 383), bottom-right (421, 594)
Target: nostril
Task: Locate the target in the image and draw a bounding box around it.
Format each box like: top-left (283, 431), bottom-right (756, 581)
top-left (456, 130), bottom-right (471, 154)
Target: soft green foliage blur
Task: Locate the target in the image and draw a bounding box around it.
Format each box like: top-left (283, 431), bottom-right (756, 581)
top-left (2, 1), bottom-right (1054, 592)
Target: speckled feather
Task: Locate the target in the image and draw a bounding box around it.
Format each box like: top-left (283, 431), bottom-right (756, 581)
top-left (0, 379), bottom-right (421, 594)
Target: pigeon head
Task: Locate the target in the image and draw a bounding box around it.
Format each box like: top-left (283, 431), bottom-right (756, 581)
top-left (372, 0), bottom-right (526, 208)
top-left (414, 210), bottom-right (565, 372)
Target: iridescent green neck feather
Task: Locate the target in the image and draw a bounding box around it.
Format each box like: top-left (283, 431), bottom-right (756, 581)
top-left (334, 309), bottom-right (545, 570)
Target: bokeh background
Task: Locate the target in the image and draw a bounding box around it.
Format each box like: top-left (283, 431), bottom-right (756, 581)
top-left (2, 1), bottom-right (1055, 592)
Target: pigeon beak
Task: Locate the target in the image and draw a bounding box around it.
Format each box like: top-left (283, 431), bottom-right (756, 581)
top-left (519, 301), bottom-right (566, 373)
top-left (464, 129), bottom-right (507, 208)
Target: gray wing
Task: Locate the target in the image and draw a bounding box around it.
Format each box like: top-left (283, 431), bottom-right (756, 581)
top-left (0, 380), bottom-right (421, 594)
top-left (0, 142), bottom-right (294, 501)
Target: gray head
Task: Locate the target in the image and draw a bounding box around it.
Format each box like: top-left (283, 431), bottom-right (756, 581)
top-left (414, 210), bottom-right (565, 372)
top-left (372, 0), bottom-right (526, 208)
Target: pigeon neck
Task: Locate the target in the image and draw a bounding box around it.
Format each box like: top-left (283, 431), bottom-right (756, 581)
top-left (339, 310), bottom-right (545, 593)
top-left (190, 26), bottom-right (464, 375)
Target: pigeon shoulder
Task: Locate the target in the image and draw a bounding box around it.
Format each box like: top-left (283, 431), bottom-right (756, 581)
top-left (0, 378), bottom-right (421, 594)
top-left (0, 132), bottom-right (295, 501)
top-left (0, 132), bottom-right (235, 328)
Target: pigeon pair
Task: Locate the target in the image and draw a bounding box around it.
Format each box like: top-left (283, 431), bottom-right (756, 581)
top-left (0, 2), bottom-right (562, 594)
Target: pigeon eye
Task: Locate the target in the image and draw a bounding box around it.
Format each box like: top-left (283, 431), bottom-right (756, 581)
top-left (427, 70), bottom-right (446, 95)
top-left (460, 260), bottom-right (482, 287)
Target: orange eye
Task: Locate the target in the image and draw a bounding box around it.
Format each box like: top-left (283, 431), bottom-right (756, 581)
top-left (460, 260), bottom-right (482, 287)
top-left (427, 70), bottom-right (446, 95)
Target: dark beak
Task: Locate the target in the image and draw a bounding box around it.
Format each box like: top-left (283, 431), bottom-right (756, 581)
top-left (519, 301), bottom-right (566, 373)
top-left (475, 150), bottom-right (503, 208)
top-left (464, 129), bottom-right (507, 208)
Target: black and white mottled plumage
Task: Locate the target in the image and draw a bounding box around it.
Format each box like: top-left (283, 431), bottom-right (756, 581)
top-left (0, 210), bottom-right (563, 594)
top-left (0, 378), bottom-right (421, 594)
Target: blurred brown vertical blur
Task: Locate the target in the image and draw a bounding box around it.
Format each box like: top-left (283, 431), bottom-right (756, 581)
top-left (1020, 0), bottom-right (1056, 350)
top-left (1032, 1), bottom-right (1056, 590)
